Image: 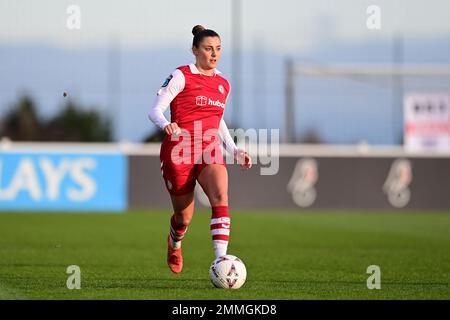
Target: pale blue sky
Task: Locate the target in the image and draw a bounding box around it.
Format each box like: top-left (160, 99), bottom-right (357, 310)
top-left (1, 0), bottom-right (449, 52)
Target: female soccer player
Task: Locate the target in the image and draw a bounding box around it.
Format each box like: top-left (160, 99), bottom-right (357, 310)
top-left (148, 25), bottom-right (252, 273)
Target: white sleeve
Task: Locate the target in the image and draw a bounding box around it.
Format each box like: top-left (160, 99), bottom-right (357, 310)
top-left (148, 69), bottom-right (185, 130)
top-left (218, 117), bottom-right (238, 156)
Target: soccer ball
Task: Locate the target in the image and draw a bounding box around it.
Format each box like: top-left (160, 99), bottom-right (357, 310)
top-left (209, 255), bottom-right (247, 289)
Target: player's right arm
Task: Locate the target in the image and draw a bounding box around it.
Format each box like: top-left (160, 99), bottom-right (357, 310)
top-left (148, 69), bottom-right (185, 135)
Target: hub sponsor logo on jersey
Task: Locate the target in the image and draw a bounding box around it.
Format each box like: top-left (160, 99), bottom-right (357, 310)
top-left (195, 96), bottom-right (225, 108)
top-left (196, 96), bottom-right (207, 106)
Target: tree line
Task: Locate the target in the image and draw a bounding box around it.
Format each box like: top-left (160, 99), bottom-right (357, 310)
top-left (0, 96), bottom-right (112, 142)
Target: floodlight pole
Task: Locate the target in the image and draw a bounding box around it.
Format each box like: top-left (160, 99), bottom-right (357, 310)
top-left (285, 58), bottom-right (295, 143)
top-left (108, 34), bottom-right (121, 141)
top-left (231, 0), bottom-right (242, 128)
top-left (253, 35), bottom-right (266, 129)
top-left (392, 34), bottom-right (404, 145)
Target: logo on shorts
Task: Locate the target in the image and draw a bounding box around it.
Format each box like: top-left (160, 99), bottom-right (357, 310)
top-left (218, 84), bottom-right (224, 94)
top-left (196, 96), bottom-right (208, 106)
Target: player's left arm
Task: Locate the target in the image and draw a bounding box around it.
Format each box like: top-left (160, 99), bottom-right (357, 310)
top-left (218, 118), bottom-right (252, 169)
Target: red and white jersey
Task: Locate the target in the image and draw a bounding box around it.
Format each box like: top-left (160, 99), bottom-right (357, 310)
top-left (149, 63), bottom-right (238, 155)
top-left (170, 64), bottom-right (230, 133)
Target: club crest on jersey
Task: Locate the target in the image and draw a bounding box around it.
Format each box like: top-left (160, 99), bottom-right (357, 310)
top-left (218, 84), bottom-right (225, 94)
top-left (161, 74), bottom-right (173, 88)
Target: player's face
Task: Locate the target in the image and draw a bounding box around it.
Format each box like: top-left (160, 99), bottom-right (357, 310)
top-left (193, 36), bottom-right (221, 71)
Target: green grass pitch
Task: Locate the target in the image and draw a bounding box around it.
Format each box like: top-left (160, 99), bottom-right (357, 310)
top-left (0, 210), bottom-right (449, 299)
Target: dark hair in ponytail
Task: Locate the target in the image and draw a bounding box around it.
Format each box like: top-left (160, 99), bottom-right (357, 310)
top-left (192, 25), bottom-right (220, 48)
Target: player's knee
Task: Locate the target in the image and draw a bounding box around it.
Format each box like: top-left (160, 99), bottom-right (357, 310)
top-left (180, 215), bottom-right (192, 226)
top-left (209, 193), bottom-right (228, 206)
top-left (173, 211), bottom-right (193, 227)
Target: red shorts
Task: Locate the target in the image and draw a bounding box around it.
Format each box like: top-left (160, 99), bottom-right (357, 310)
top-left (159, 136), bottom-right (226, 196)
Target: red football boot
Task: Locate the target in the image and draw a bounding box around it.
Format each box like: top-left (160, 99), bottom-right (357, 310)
top-left (167, 236), bottom-right (183, 273)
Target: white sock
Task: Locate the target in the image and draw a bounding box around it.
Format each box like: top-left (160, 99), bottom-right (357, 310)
top-left (169, 215), bottom-right (187, 250)
top-left (213, 240), bottom-right (228, 258)
top-left (170, 238), bottom-right (181, 250)
top-left (211, 207), bottom-right (230, 259)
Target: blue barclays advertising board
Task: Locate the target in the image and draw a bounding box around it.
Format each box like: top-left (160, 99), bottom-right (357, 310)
top-left (0, 152), bottom-right (127, 212)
